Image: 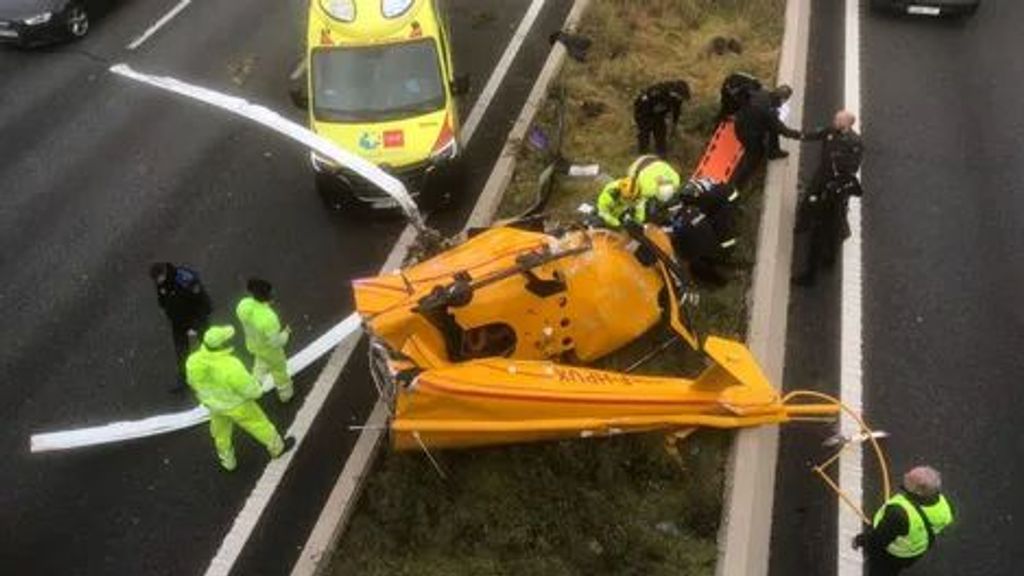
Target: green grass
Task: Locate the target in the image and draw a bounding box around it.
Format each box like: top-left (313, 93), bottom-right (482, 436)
top-left (333, 432), bottom-right (729, 576)
top-left (331, 1), bottom-right (785, 574)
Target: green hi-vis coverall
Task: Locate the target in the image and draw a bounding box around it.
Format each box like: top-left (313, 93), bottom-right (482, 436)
top-left (236, 297), bottom-right (293, 403)
top-left (596, 156), bottom-right (681, 228)
top-left (186, 345), bottom-right (284, 471)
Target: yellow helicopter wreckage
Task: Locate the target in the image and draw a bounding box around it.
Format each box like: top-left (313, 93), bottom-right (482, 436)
top-left (103, 64), bottom-right (891, 522)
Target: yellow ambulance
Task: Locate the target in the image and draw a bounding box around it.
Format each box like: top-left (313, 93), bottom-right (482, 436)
top-left (303, 0), bottom-right (466, 209)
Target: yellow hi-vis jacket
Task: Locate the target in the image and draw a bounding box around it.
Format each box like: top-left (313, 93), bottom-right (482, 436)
top-left (873, 493), bottom-right (954, 558)
top-left (236, 297), bottom-right (289, 358)
top-left (596, 157), bottom-right (681, 227)
top-left (186, 345), bottom-right (262, 412)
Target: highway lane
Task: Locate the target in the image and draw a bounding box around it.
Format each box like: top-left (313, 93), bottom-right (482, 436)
top-left (771, 2), bottom-right (1024, 575)
top-left (769, 1), bottom-right (844, 574)
top-left (0, 1), bottom-right (572, 573)
top-left (862, 3), bottom-right (1024, 575)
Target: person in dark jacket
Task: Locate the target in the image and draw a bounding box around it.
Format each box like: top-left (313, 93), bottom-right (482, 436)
top-left (669, 178), bottom-right (740, 286)
top-left (766, 84), bottom-right (793, 157)
top-left (151, 262), bottom-right (213, 391)
top-left (732, 86), bottom-right (802, 187)
top-left (853, 466), bottom-right (954, 576)
top-left (793, 110), bottom-right (864, 286)
top-left (718, 72), bottom-right (762, 120)
top-left (634, 80), bottom-right (691, 156)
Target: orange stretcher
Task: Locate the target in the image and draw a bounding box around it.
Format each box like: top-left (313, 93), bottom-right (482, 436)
top-left (692, 118), bottom-right (745, 184)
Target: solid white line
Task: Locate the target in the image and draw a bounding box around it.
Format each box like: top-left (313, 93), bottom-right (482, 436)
top-left (460, 0), bottom-right (548, 145)
top-left (126, 0), bottom-right (192, 51)
top-left (839, 0), bottom-right (865, 574)
top-left (204, 325), bottom-right (363, 576)
top-left (287, 400), bottom-right (388, 576)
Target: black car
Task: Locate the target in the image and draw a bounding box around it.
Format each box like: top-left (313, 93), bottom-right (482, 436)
top-left (0, 0), bottom-right (90, 46)
top-left (871, 0), bottom-right (980, 16)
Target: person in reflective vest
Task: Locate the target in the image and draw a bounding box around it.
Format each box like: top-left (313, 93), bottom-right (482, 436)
top-left (596, 156), bottom-right (681, 228)
top-left (853, 466), bottom-right (954, 576)
top-left (186, 326), bottom-right (293, 471)
top-left (236, 278), bottom-right (294, 403)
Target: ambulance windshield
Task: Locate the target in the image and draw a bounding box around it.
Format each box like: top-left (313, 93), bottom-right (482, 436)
top-left (312, 39), bottom-right (446, 122)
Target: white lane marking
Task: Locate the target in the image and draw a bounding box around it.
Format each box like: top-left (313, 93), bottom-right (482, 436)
top-left (204, 3), bottom-right (555, 572)
top-left (839, 0), bottom-right (865, 574)
top-left (126, 0), bottom-right (193, 51)
top-left (29, 314), bottom-right (362, 452)
top-left (204, 325), bottom-right (363, 576)
top-left (460, 0), bottom-right (548, 144)
top-left (287, 400), bottom-right (388, 576)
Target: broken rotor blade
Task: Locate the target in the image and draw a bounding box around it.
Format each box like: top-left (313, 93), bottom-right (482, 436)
top-left (822, 429), bottom-right (889, 448)
top-left (108, 63), bottom-right (426, 231)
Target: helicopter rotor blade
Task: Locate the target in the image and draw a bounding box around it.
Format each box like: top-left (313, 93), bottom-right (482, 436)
top-left (822, 429), bottom-right (889, 448)
top-left (108, 63), bottom-right (425, 231)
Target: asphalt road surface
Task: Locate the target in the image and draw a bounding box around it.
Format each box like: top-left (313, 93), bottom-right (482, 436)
top-left (862, 2), bottom-right (1024, 575)
top-left (0, 0), bottom-right (573, 574)
top-left (769, 0), bottom-right (844, 574)
top-left (773, 1), bottom-right (1024, 575)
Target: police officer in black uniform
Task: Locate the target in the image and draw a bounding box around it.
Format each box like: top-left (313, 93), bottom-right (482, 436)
top-left (150, 261), bottom-right (213, 391)
top-left (793, 109), bottom-right (864, 286)
top-left (732, 85), bottom-right (802, 188)
top-left (633, 80), bottom-right (691, 156)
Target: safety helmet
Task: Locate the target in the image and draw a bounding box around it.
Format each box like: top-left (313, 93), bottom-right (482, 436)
top-left (203, 325), bottom-right (236, 349)
top-left (618, 178), bottom-right (638, 200)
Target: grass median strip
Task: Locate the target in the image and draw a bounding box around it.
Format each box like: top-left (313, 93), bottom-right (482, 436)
top-left (330, 1), bottom-right (783, 574)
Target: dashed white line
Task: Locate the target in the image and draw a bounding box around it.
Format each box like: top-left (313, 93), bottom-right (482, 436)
top-left (839, 0), bottom-right (865, 574)
top-left (127, 0), bottom-right (193, 51)
top-left (460, 0), bottom-right (548, 144)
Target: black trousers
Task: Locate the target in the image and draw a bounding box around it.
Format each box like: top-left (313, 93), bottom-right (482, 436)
top-left (733, 135), bottom-right (765, 189)
top-left (796, 198), bottom-right (845, 283)
top-left (866, 550), bottom-right (917, 576)
top-left (170, 316), bottom-right (209, 384)
top-left (636, 114), bottom-right (668, 156)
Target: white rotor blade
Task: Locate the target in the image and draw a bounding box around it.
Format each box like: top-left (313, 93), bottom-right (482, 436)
top-left (30, 314), bottom-right (363, 453)
top-left (108, 63), bottom-right (425, 230)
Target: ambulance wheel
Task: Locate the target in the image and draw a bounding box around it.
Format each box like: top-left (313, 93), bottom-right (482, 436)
top-left (315, 172), bottom-right (358, 213)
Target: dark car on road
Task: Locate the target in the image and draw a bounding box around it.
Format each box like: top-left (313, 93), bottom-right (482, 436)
top-left (871, 0), bottom-right (980, 16)
top-left (0, 0), bottom-right (91, 46)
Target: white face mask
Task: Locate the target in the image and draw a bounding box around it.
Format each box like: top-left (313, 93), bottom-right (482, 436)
top-left (657, 184), bottom-right (676, 202)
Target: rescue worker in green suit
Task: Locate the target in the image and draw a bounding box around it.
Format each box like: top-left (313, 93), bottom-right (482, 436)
top-left (853, 465), bottom-right (954, 575)
top-left (186, 326), bottom-right (293, 471)
top-left (236, 278), bottom-right (294, 403)
top-left (597, 155), bottom-right (681, 228)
